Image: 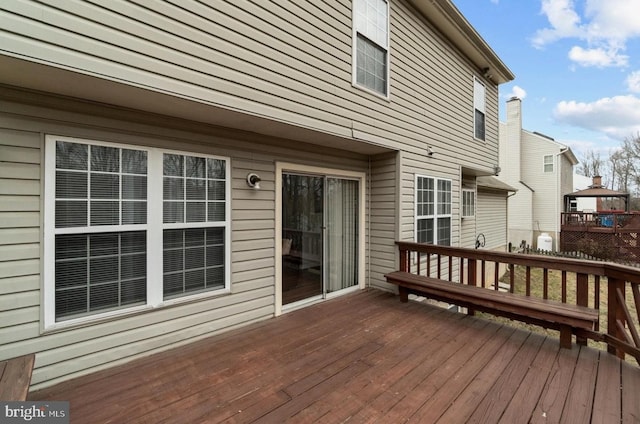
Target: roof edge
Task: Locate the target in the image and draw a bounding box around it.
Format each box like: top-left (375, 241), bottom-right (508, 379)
top-left (409, 0), bottom-right (515, 84)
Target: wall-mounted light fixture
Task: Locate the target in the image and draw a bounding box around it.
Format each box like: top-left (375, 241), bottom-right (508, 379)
top-left (246, 173), bottom-right (261, 189)
top-left (493, 164), bottom-right (501, 176)
top-left (426, 146), bottom-right (434, 157)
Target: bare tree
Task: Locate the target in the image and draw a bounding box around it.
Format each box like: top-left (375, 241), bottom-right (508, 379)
top-left (577, 149), bottom-right (604, 178)
top-left (613, 133), bottom-right (640, 193)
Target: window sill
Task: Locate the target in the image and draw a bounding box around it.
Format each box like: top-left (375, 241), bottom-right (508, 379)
top-left (352, 82), bottom-right (391, 102)
top-left (42, 287), bottom-right (232, 334)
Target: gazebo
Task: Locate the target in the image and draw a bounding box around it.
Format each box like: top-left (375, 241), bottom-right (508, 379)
top-left (564, 175), bottom-right (630, 214)
top-left (561, 176), bottom-right (636, 262)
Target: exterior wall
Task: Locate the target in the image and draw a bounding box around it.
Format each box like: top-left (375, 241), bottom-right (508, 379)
top-left (0, 128), bottom-right (41, 363)
top-left (499, 99), bottom-right (574, 250)
top-left (369, 152), bottom-right (400, 291)
top-left (0, 0), bottom-right (509, 390)
top-left (477, 189), bottom-right (508, 250)
top-left (521, 131), bottom-right (558, 239)
top-left (573, 173), bottom-right (598, 211)
top-left (0, 0), bottom-right (500, 173)
top-left (460, 176), bottom-right (477, 249)
top-left (0, 96), bottom-right (371, 389)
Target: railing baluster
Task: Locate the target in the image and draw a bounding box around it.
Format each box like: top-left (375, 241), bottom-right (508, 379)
top-left (543, 269), bottom-right (549, 300)
top-left (509, 264), bottom-right (515, 293)
top-left (594, 275), bottom-right (600, 332)
top-left (561, 271), bottom-right (567, 303)
top-left (481, 261), bottom-right (486, 289)
top-left (525, 266), bottom-right (531, 296)
top-left (437, 255), bottom-right (441, 279)
top-left (448, 256), bottom-right (453, 281)
top-left (427, 253), bottom-right (431, 277)
top-left (494, 263), bottom-right (499, 291)
top-left (460, 257), bottom-right (464, 284)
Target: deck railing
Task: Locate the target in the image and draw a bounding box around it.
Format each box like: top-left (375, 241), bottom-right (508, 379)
top-left (561, 212), bottom-right (639, 231)
top-left (560, 212), bottom-right (640, 262)
top-left (395, 241), bottom-right (640, 364)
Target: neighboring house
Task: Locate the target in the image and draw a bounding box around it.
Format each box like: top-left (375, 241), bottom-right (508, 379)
top-left (0, 0), bottom-right (513, 389)
top-left (498, 97), bottom-right (577, 251)
top-left (571, 173), bottom-right (598, 212)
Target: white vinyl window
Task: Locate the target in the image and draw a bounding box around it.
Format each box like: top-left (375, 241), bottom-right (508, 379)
top-left (415, 176), bottom-right (452, 246)
top-left (474, 78), bottom-right (486, 141)
top-left (543, 154), bottom-right (554, 173)
top-left (353, 0), bottom-right (389, 96)
top-left (462, 189), bottom-right (475, 218)
top-left (44, 136), bottom-right (230, 328)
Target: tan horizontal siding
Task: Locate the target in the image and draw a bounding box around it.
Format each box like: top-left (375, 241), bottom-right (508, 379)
top-left (477, 190), bottom-right (507, 250)
top-left (1, 0), bottom-right (501, 163)
top-left (0, 97), bottom-right (370, 388)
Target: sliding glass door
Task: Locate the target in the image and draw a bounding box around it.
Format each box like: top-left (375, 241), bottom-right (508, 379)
top-left (325, 178), bottom-right (359, 294)
top-left (282, 173), bottom-right (359, 306)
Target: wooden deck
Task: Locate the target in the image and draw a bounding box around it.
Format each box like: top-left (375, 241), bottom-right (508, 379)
top-left (30, 289), bottom-right (640, 423)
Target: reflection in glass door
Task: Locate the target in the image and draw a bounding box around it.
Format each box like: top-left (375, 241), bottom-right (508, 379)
top-left (282, 173), bottom-right (359, 306)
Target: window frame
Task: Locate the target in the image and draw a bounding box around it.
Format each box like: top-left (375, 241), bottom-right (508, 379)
top-left (415, 175), bottom-right (452, 246)
top-left (352, 0), bottom-right (390, 98)
top-left (44, 136), bottom-right (231, 330)
top-left (462, 188), bottom-right (476, 218)
top-left (543, 154), bottom-right (554, 173)
top-left (473, 77), bottom-right (486, 141)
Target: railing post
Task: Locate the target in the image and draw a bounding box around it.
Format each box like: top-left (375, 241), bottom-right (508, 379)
top-left (399, 247), bottom-right (408, 272)
top-left (467, 259), bottom-right (477, 287)
top-left (575, 273), bottom-right (589, 345)
top-left (608, 277), bottom-right (626, 358)
top-left (466, 259), bottom-right (477, 316)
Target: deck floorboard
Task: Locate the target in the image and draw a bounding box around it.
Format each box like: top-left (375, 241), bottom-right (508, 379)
top-left (30, 289), bottom-right (638, 423)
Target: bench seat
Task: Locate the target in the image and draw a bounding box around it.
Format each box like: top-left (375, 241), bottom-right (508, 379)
top-left (385, 271), bottom-right (599, 349)
top-left (0, 354), bottom-right (35, 401)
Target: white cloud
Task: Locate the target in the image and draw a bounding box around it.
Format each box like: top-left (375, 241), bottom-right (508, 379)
top-left (554, 95), bottom-right (640, 139)
top-left (505, 85), bottom-right (527, 100)
top-left (532, 0), bottom-right (640, 68)
top-left (568, 46), bottom-right (628, 67)
top-left (583, 0), bottom-right (640, 41)
top-left (532, 0), bottom-right (583, 48)
top-left (627, 71), bottom-right (640, 93)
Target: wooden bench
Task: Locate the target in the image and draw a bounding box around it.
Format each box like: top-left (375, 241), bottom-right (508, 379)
top-left (0, 354), bottom-right (35, 401)
top-left (385, 271), bottom-right (599, 349)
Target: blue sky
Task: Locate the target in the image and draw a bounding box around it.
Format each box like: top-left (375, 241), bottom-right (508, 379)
top-left (452, 0), bottom-right (640, 161)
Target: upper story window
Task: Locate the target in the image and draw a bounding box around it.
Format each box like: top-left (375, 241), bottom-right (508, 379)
top-left (474, 78), bottom-right (486, 141)
top-left (353, 0), bottom-right (389, 96)
top-left (416, 176), bottom-right (452, 246)
top-left (462, 189), bottom-right (475, 218)
top-left (44, 136), bottom-right (230, 329)
top-left (544, 154), bottom-right (554, 173)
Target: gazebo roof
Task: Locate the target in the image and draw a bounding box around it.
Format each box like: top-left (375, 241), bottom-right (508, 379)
top-left (566, 186), bottom-right (629, 198)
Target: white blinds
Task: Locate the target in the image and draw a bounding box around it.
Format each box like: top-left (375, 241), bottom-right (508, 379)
top-left (55, 142), bottom-right (148, 228)
top-left (326, 178), bottom-right (359, 292)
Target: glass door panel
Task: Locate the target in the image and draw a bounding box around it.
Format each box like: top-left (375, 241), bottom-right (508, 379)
top-left (282, 174), bottom-right (323, 305)
top-left (325, 178), bottom-right (359, 293)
